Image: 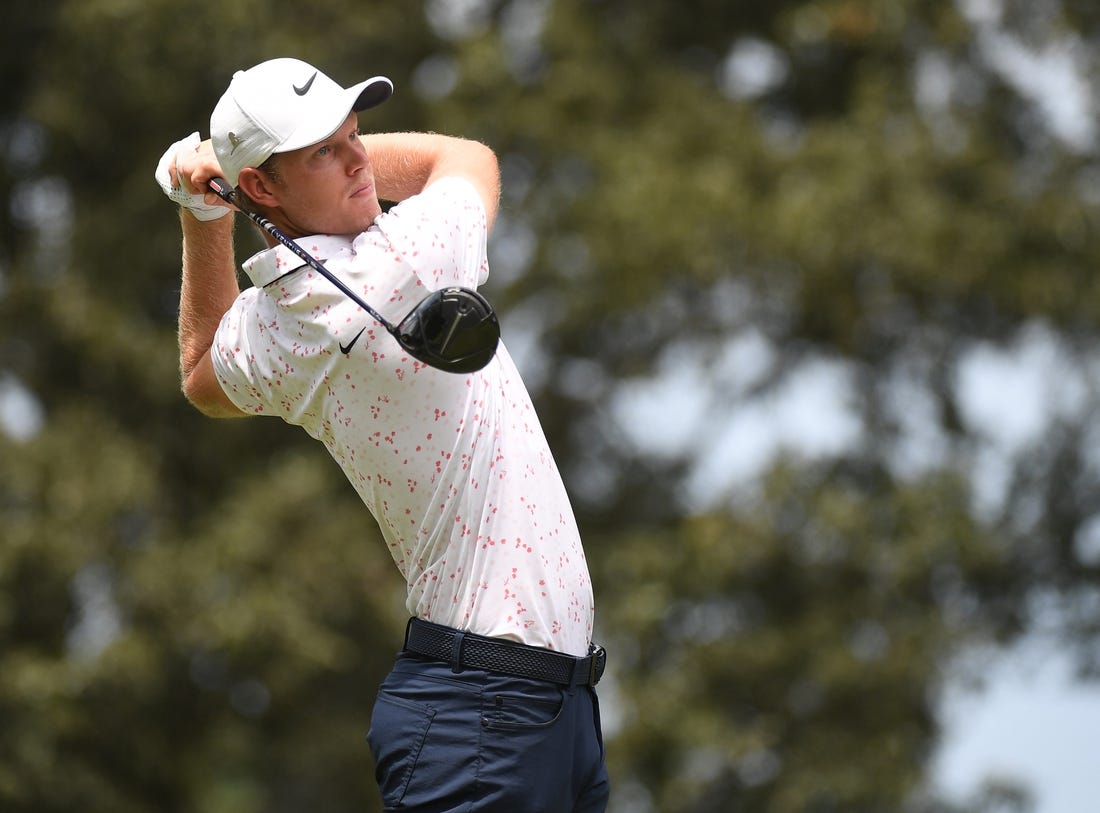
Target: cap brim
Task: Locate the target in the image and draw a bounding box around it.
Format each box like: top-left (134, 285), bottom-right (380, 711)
top-left (352, 76), bottom-right (393, 111)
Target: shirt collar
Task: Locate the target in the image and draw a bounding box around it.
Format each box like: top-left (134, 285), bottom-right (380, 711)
top-left (242, 234), bottom-right (357, 288)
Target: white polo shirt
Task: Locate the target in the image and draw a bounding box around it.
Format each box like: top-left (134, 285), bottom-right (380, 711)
top-left (210, 178), bottom-right (595, 655)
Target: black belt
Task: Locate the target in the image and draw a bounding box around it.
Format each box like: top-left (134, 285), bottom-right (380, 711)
top-left (403, 618), bottom-right (606, 688)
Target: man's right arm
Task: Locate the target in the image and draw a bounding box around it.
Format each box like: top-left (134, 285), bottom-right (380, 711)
top-left (360, 132), bottom-right (500, 228)
top-left (177, 210), bottom-right (248, 418)
top-left (160, 134), bottom-right (250, 419)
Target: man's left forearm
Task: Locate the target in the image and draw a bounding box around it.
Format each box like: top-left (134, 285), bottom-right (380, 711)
top-left (361, 132), bottom-right (500, 226)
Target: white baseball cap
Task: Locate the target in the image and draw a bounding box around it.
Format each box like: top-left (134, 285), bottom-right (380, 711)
top-left (210, 58), bottom-right (393, 186)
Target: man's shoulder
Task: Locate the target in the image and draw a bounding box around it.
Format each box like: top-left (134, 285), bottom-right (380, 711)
top-left (374, 178), bottom-right (486, 244)
top-left (387, 176), bottom-right (482, 215)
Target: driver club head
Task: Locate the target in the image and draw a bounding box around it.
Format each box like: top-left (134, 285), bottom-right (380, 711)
top-left (395, 286), bottom-right (500, 374)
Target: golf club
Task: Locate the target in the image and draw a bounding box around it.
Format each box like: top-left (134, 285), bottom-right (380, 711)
top-left (207, 177), bottom-right (500, 374)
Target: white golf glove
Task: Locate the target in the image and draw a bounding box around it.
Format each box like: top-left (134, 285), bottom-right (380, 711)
top-left (154, 132), bottom-right (232, 221)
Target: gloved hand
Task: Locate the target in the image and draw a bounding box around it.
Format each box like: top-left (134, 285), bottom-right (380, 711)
top-left (154, 132), bottom-right (232, 221)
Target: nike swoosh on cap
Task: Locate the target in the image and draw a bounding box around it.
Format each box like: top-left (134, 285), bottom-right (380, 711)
top-left (339, 326), bottom-right (366, 355)
top-left (293, 72), bottom-right (318, 96)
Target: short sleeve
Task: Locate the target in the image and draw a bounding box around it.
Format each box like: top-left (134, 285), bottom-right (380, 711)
top-left (209, 289), bottom-right (289, 416)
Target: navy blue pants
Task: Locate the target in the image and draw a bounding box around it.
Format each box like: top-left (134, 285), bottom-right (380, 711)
top-left (367, 651), bottom-right (610, 812)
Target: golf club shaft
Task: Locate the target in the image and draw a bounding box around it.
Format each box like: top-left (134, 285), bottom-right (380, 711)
top-left (206, 177), bottom-right (397, 335)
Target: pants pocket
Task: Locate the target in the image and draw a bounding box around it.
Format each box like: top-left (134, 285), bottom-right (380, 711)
top-left (482, 689), bottom-right (565, 730)
top-left (367, 690), bottom-right (436, 809)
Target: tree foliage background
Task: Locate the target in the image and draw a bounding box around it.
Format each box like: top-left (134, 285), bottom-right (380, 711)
top-left (2, 1), bottom-right (1099, 811)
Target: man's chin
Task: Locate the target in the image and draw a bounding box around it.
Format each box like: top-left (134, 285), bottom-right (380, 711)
top-left (341, 214), bottom-right (379, 236)
top-left (342, 199), bottom-right (382, 231)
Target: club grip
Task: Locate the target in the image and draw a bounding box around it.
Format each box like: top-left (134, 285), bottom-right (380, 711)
top-left (208, 177), bottom-right (232, 200)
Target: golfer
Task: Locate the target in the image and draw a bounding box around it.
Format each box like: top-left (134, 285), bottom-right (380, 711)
top-left (155, 58), bottom-right (609, 812)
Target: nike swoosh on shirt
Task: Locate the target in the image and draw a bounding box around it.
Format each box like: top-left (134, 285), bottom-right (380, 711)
top-left (293, 72), bottom-right (318, 96)
top-left (339, 326), bottom-right (366, 355)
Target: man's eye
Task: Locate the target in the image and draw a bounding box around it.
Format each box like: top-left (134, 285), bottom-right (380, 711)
top-left (317, 145), bottom-right (330, 156)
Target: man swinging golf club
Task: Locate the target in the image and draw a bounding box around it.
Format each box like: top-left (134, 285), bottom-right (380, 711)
top-left (155, 57), bottom-right (609, 811)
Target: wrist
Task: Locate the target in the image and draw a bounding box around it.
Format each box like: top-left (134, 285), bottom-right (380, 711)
top-left (180, 207), bottom-right (235, 229)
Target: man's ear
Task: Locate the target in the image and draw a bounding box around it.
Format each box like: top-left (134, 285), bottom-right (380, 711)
top-left (237, 167), bottom-right (280, 207)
